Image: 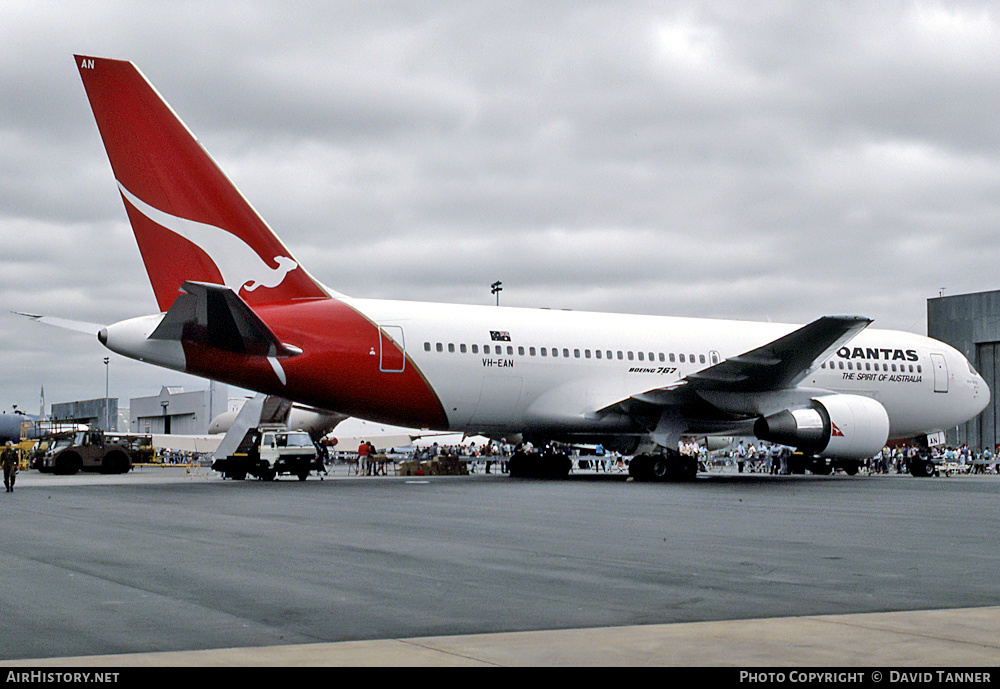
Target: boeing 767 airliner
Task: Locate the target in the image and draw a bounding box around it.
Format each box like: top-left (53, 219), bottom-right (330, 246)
top-left (35, 55), bottom-right (990, 480)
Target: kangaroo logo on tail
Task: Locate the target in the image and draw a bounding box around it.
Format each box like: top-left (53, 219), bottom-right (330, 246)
top-left (118, 181), bottom-right (298, 294)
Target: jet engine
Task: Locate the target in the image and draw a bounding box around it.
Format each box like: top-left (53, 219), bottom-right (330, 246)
top-left (754, 394), bottom-right (890, 461)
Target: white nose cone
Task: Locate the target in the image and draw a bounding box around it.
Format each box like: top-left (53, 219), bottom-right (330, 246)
top-left (971, 371), bottom-right (990, 418)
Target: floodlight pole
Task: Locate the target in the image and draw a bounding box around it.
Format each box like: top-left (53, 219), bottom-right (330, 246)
top-left (103, 357), bottom-right (110, 431)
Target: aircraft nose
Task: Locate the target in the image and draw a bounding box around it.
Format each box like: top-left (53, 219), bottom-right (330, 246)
top-left (966, 360), bottom-right (990, 415)
top-left (977, 370), bottom-right (991, 409)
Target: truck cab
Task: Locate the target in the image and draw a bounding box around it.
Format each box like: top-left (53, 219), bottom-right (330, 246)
top-left (260, 428), bottom-right (321, 478)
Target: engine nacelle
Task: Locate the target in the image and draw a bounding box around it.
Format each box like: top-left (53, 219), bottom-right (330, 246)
top-left (754, 394), bottom-right (890, 461)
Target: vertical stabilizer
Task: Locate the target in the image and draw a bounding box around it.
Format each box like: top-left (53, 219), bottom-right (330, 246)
top-left (75, 55), bottom-right (330, 311)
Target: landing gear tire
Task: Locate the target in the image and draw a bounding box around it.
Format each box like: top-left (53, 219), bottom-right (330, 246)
top-left (628, 454), bottom-right (651, 481)
top-left (809, 460), bottom-right (832, 475)
top-left (508, 452), bottom-right (527, 478)
top-left (629, 452), bottom-right (697, 482)
top-left (650, 456), bottom-right (670, 480)
top-left (678, 455), bottom-right (698, 481)
top-left (910, 458), bottom-right (936, 477)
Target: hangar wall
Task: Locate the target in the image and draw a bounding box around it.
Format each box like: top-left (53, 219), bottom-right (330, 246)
top-left (927, 290), bottom-right (1000, 450)
top-left (130, 383), bottom-right (228, 435)
top-left (50, 397), bottom-right (118, 432)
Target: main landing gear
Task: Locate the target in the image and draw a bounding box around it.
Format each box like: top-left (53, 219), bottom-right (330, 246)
top-left (507, 448), bottom-right (572, 479)
top-left (628, 450), bottom-right (698, 482)
top-left (506, 446), bottom-right (699, 482)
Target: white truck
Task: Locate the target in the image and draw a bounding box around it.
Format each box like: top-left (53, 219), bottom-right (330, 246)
top-left (212, 425), bottom-right (322, 481)
top-left (210, 394), bottom-right (330, 481)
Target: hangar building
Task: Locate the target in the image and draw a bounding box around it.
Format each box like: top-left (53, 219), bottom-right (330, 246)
top-left (927, 289), bottom-right (1000, 451)
top-left (50, 397), bottom-right (118, 432)
top-left (129, 383), bottom-right (228, 435)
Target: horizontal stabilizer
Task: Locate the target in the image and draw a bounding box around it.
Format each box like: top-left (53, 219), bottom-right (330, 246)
top-left (149, 281), bottom-right (301, 359)
top-left (15, 312), bottom-right (104, 336)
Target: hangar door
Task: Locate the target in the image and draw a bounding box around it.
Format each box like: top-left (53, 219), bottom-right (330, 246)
top-left (976, 342), bottom-right (1000, 452)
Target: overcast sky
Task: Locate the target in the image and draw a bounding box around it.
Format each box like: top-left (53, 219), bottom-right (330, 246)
top-left (2, 1), bottom-right (1000, 415)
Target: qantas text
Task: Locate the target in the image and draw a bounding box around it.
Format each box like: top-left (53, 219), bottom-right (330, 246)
top-left (837, 347), bottom-right (919, 362)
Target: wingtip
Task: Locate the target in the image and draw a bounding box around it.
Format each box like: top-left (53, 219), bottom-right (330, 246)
top-left (826, 315), bottom-right (874, 326)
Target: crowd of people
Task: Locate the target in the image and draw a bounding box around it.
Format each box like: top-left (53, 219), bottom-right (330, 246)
top-left (919, 444), bottom-right (1000, 474)
top-left (695, 439), bottom-right (1000, 476)
top-left (326, 436), bottom-right (1000, 478)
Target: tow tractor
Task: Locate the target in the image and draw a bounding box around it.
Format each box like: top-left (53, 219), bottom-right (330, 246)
top-left (36, 429), bottom-right (136, 475)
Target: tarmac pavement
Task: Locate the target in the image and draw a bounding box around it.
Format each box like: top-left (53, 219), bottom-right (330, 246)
top-left (9, 606), bottom-right (1000, 666)
top-left (2, 465), bottom-right (999, 667)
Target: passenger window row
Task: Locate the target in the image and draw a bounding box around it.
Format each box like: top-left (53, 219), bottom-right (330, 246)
top-left (820, 360), bottom-right (922, 374)
top-left (423, 341), bottom-right (714, 364)
top-left (420, 342), bottom-right (924, 375)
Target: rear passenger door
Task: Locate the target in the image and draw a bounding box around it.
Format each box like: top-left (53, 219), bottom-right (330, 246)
top-left (379, 325), bottom-right (406, 373)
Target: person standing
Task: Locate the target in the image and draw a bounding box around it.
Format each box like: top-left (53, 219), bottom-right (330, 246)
top-left (357, 440), bottom-right (371, 475)
top-left (2, 441), bottom-right (18, 493)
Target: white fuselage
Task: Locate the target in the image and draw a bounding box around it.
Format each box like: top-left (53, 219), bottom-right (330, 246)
top-left (343, 297), bottom-right (989, 441)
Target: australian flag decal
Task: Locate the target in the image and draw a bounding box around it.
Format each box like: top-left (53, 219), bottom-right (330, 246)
top-left (490, 330), bottom-right (511, 342)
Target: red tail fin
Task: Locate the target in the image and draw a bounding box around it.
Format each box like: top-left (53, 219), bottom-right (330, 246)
top-left (75, 55), bottom-right (329, 311)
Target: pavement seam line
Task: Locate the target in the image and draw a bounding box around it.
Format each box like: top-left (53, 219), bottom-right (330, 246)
top-left (802, 614), bottom-right (1000, 651)
top-left (393, 638), bottom-right (503, 666)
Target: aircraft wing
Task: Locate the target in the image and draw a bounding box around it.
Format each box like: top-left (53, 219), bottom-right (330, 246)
top-left (622, 315), bottom-right (873, 409)
top-left (687, 314), bottom-right (870, 392)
